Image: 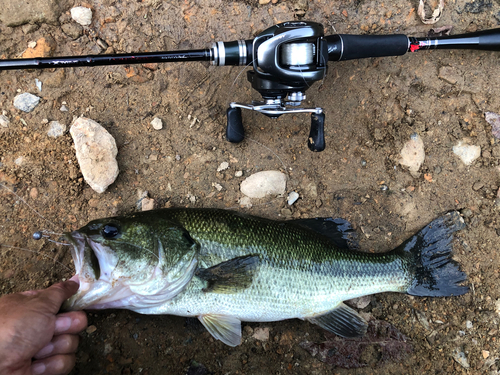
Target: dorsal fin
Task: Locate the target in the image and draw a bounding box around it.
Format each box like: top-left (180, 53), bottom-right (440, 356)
top-left (290, 217), bottom-right (359, 250)
top-left (195, 255), bottom-right (259, 293)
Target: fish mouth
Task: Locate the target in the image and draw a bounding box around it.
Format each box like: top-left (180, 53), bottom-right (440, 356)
top-left (63, 231), bottom-right (117, 311)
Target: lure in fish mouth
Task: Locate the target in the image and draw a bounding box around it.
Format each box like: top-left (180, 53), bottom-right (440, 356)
top-left (63, 208), bottom-right (468, 347)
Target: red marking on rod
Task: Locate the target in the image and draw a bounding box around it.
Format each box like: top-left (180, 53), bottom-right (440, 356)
top-left (410, 44), bottom-right (420, 52)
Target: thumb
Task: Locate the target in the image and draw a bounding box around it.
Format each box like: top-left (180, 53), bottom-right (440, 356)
top-left (38, 279), bottom-right (80, 314)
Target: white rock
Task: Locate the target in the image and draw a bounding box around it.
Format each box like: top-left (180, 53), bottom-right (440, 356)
top-left (60, 105), bottom-right (69, 112)
top-left (0, 115), bottom-right (10, 128)
top-left (141, 197), bottom-right (155, 211)
top-left (212, 182), bottom-right (223, 191)
top-left (453, 140), bottom-right (481, 165)
top-left (13, 93), bottom-right (40, 112)
top-left (451, 348), bottom-right (470, 369)
top-left (252, 327), bottom-right (269, 341)
top-left (47, 121), bottom-right (66, 138)
top-left (287, 191), bottom-right (299, 205)
top-left (217, 161), bottom-right (229, 172)
top-left (15, 156), bottom-right (24, 165)
top-left (70, 117), bottom-right (119, 193)
top-left (239, 196), bottom-right (252, 208)
top-left (240, 171), bottom-right (287, 199)
top-left (71, 6), bottom-right (92, 26)
top-left (346, 296), bottom-right (371, 309)
top-left (235, 170), bottom-right (243, 177)
top-left (151, 117), bottom-right (162, 130)
top-left (399, 133), bottom-right (425, 176)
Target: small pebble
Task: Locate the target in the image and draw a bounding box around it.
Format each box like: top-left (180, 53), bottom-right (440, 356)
top-left (462, 208), bottom-right (473, 218)
top-left (151, 117), bottom-right (163, 130)
top-left (451, 348), bottom-right (470, 369)
top-left (466, 320), bottom-right (473, 329)
top-left (13, 93), bottom-right (40, 112)
top-left (71, 6), bottom-right (92, 26)
top-left (217, 162), bottom-right (229, 172)
top-left (86, 325), bottom-right (97, 334)
top-left (453, 140), bottom-right (481, 165)
top-left (472, 181), bottom-right (484, 191)
top-left (287, 191), bottom-right (299, 205)
top-left (141, 197), bottom-right (155, 211)
top-left (60, 105), bottom-right (68, 112)
top-left (252, 327), bottom-right (269, 341)
top-left (47, 121), bottom-right (66, 138)
top-left (235, 171), bottom-right (243, 177)
top-left (0, 115), bottom-right (9, 128)
top-left (212, 182), bottom-right (223, 191)
top-left (482, 350), bottom-right (490, 359)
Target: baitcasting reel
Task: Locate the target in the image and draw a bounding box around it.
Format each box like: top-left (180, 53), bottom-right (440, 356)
top-left (2, 21), bottom-right (500, 151)
top-left (216, 22), bottom-right (328, 151)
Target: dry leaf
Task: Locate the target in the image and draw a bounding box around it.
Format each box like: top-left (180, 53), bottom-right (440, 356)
top-left (418, 0), bottom-right (444, 24)
top-left (300, 318), bottom-right (413, 368)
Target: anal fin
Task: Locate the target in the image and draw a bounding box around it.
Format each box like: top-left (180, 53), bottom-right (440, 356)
top-left (307, 302), bottom-right (367, 338)
top-left (198, 314), bottom-right (242, 347)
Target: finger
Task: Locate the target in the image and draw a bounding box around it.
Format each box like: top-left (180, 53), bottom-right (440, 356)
top-left (31, 354), bottom-right (76, 375)
top-left (54, 311), bottom-right (88, 335)
top-left (33, 334), bottom-right (79, 360)
top-left (38, 280), bottom-right (80, 313)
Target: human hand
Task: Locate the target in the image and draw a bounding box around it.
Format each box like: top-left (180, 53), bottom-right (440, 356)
top-left (0, 278), bottom-right (87, 375)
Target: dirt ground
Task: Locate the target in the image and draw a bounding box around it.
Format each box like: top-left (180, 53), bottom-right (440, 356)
top-left (1, 0), bottom-right (500, 374)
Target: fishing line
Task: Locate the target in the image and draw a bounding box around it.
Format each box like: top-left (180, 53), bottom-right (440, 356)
top-left (225, 59), bottom-right (288, 173)
top-left (0, 244), bottom-right (72, 272)
top-left (0, 183), bottom-right (59, 229)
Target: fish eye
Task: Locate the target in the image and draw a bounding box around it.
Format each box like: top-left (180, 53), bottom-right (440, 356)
top-left (102, 223), bottom-right (121, 239)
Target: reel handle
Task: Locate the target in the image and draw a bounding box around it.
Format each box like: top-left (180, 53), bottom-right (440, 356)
top-left (226, 107), bottom-right (245, 143)
top-left (308, 113), bottom-right (325, 152)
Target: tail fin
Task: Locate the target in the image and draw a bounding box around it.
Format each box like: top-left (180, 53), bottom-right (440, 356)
top-left (398, 211), bottom-right (468, 297)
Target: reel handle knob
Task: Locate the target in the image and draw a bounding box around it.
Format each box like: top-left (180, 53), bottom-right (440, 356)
top-left (308, 112), bottom-right (325, 152)
top-left (226, 107), bottom-right (245, 143)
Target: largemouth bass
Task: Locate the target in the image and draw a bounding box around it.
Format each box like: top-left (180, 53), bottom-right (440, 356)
top-left (63, 208), bottom-right (467, 346)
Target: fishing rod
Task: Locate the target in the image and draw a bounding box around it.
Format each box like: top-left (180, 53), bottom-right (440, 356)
top-left (1, 21), bottom-right (500, 151)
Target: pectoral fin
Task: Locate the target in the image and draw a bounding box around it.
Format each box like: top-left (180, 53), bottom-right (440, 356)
top-left (198, 314), bottom-right (242, 347)
top-left (195, 255), bottom-right (259, 293)
top-left (307, 302), bottom-right (367, 338)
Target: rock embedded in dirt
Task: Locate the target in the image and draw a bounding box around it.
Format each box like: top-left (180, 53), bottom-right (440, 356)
top-left (47, 121), bottom-right (66, 138)
top-left (217, 162), bottom-right (229, 172)
top-left (70, 117), bottom-right (119, 194)
top-left (240, 171), bottom-right (287, 199)
top-left (71, 6), bottom-right (92, 26)
top-left (0, 0), bottom-right (62, 26)
top-left (287, 191), bottom-right (299, 205)
top-left (346, 295), bottom-right (371, 309)
top-left (0, 115), bottom-right (9, 128)
top-left (453, 140), bottom-right (481, 165)
top-left (438, 66), bottom-right (464, 86)
top-left (399, 133), bottom-right (425, 177)
top-left (451, 348), bottom-right (470, 369)
top-left (485, 112), bottom-right (500, 139)
top-left (13, 93), bottom-right (40, 113)
top-left (62, 23), bottom-right (83, 40)
top-left (252, 327), bottom-right (269, 341)
top-left (151, 117), bottom-right (163, 130)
